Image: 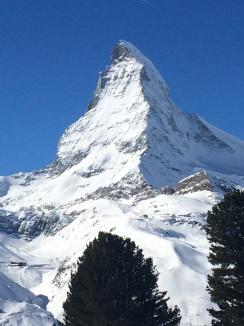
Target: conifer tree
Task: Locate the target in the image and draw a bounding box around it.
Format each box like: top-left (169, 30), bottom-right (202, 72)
top-left (63, 232), bottom-right (181, 326)
top-left (206, 190), bottom-right (244, 325)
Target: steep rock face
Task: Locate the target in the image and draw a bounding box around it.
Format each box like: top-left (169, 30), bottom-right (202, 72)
top-left (175, 171), bottom-right (213, 194)
top-left (56, 40), bottom-right (244, 191)
top-left (56, 41), bottom-right (153, 196)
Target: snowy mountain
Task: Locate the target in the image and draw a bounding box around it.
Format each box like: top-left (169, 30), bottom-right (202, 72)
top-left (0, 40), bottom-right (244, 325)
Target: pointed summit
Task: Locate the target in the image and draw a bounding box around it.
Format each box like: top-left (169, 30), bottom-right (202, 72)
top-left (86, 40), bottom-right (169, 113)
top-left (111, 40), bottom-right (153, 65)
top-left (55, 41), bottom-right (244, 192)
top-left (111, 40), bottom-right (168, 87)
top-left (54, 40), bottom-right (244, 193)
top-left (111, 40), bottom-right (137, 63)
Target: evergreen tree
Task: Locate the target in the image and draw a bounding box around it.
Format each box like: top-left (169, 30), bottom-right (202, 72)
top-left (206, 190), bottom-right (244, 325)
top-left (63, 232), bottom-right (181, 326)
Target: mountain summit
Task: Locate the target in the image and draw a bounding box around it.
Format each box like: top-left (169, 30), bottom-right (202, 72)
top-left (1, 40), bottom-right (244, 235)
top-left (57, 40), bottom-right (244, 191)
top-left (0, 41), bottom-right (244, 326)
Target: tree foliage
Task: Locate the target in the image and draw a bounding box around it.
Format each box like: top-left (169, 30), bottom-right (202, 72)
top-left (206, 190), bottom-right (244, 325)
top-left (63, 232), bottom-right (181, 326)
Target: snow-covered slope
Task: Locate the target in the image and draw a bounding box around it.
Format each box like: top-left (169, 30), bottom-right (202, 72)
top-left (57, 40), bottom-right (244, 188)
top-left (0, 233), bottom-right (58, 325)
top-left (0, 40), bottom-right (244, 325)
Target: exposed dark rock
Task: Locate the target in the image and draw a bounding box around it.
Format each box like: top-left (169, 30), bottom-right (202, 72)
top-left (187, 114), bottom-right (232, 151)
top-left (0, 207), bottom-right (79, 239)
top-left (133, 186), bottom-right (175, 203)
top-left (211, 176), bottom-right (237, 193)
top-left (176, 171), bottom-right (212, 194)
top-left (0, 210), bottom-right (19, 234)
top-left (52, 258), bottom-right (75, 288)
top-left (0, 178), bottom-right (11, 197)
top-left (111, 41), bottom-right (134, 63)
top-left (87, 70), bottom-right (110, 111)
top-left (17, 209), bottom-right (76, 238)
top-left (117, 134), bottom-right (146, 153)
top-left (140, 66), bottom-right (150, 82)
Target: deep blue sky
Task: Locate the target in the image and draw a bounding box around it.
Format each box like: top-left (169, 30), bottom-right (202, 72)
top-left (1, 0), bottom-right (244, 175)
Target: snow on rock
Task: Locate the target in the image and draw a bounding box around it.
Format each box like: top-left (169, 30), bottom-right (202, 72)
top-left (0, 300), bottom-right (58, 326)
top-left (0, 272), bottom-right (33, 303)
top-left (0, 40), bottom-right (243, 325)
top-left (0, 233), bottom-right (58, 325)
top-left (0, 267), bottom-right (56, 325)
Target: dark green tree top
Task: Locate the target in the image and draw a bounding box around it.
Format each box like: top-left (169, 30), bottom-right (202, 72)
top-left (63, 232), bottom-right (181, 326)
top-left (206, 190), bottom-right (244, 326)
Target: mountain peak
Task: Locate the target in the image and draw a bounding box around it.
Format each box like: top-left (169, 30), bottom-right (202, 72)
top-left (111, 40), bottom-right (145, 63)
top-left (111, 40), bottom-right (168, 88)
top-left (86, 40), bottom-right (169, 113)
top-left (111, 40), bottom-right (134, 62)
top-left (56, 41), bottom-right (244, 191)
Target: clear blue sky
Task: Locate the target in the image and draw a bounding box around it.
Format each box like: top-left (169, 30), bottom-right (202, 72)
top-left (1, 0), bottom-right (244, 175)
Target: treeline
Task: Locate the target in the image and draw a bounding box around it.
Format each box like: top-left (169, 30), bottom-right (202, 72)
top-left (60, 190), bottom-right (244, 325)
